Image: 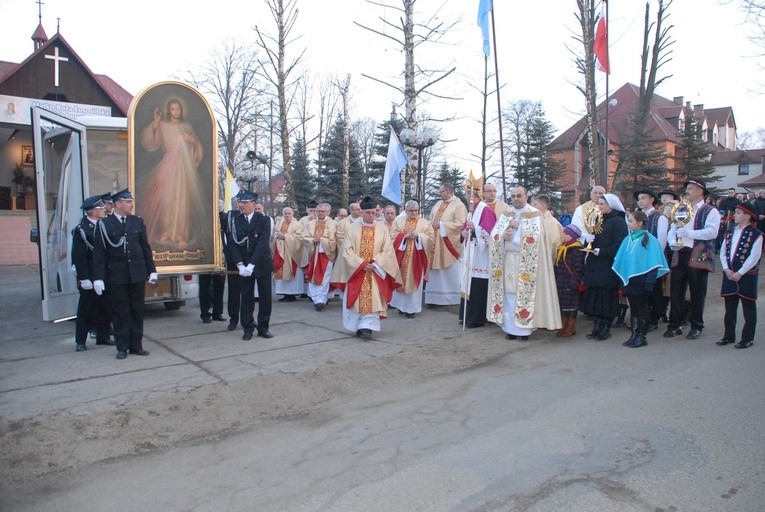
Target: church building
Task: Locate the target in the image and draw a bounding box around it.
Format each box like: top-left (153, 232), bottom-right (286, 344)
top-left (0, 18), bottom-right (132, 211)
top-left (0, 16), bottom-right (132, 265)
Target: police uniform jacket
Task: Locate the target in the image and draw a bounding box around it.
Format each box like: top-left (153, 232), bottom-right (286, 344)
top-left (221, 210), bottom-right (241, 266)
top-left (72, 216), bottom-right (99, 281)
top-left (93, 214), bottom-right (156, 285)
top-left (226, 211), bottom-right (274, 277)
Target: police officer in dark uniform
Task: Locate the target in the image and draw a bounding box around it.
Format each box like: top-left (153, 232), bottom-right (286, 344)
top-left (92, 189), bottom-right (158, 359)
top-left (226, 190), bottom-right (274, 340)
top-left (71, 195), bottom-right (114, 351)
top-left (223, 192), bottom-right (245, 331)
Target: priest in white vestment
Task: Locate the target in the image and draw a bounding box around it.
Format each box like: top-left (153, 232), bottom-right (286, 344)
top-left (425, 183), bottom-right (468, 305)
top-left (271, 207), bottom-right (305, 302)
top-left (487, 186), bottom-right (562, 340)
top-left (303, 203), bottom-right (338, 311)
top-left (390, 200), bottom-right (434, 318)
top-left (330, 197), bottom-right (403, 339)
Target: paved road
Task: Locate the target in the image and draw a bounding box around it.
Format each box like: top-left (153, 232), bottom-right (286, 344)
top-left (1, 265), bottom-right (763, 511)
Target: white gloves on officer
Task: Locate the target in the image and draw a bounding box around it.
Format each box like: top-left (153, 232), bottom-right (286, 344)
top-left (675, 227), bottom-right (690, 239)
top-left (583, 233), bottom-right (595, 243)
top-left (148, 272), bottom-right (158, 284)
top-left (79, 279), bottom-right (93, 290)
top-left (93, 280), bottom-right (105, 296)
top-left (237, 263), bottom-right (254, 277)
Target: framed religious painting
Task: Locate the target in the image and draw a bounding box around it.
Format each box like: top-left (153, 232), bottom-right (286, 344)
top-left (22, 145), bottom-right (34, 166)
top-left (128, 81), bottom-right (222, 273)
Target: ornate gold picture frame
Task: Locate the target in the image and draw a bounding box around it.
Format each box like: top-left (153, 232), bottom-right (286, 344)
top-left (128, 81), bottom-right (221, 273)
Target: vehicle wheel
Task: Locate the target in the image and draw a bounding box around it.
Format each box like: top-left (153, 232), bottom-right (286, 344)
top-left (163, 301), bottom-right (184, 310)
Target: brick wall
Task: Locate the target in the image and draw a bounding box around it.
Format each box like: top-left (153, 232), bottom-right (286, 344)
top-left (0, 212), bottom-right (39, 265)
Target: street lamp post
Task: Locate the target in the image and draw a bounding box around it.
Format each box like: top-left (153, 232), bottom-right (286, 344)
top-left (399, 127), bottom-right (438, 204)
top-left (235, 151), bottom-right (269, 193)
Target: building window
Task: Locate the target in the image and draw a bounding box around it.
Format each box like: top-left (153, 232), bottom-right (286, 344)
top-left (739, 163), bottom-right (750, 175)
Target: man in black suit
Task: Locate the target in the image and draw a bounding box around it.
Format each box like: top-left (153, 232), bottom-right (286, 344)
top-left (226, 190), bottom-right (274, 340)
top-left (71, 195), bottom-right (114, 351)
top-left (92, 189), bottom-right (158, 359)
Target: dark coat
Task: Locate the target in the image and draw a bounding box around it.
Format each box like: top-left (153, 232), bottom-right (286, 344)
top-left (92, 214), bottom-right (156, 285)
top-left (554, 243), bottom-right (586, 310)
top-left (71, 216), bottom-right (99, 281)
top-left (226, 211), bottom-right (274, 277)
top-left (582, 210), bottom-right (628, 290)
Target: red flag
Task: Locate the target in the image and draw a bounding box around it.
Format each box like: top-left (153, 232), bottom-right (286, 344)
top-left (594, 5), bottom-right (610, 74)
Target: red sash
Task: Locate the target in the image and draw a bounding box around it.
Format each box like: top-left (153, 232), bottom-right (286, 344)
top-left (305, 250), bottom-right (329, 285)
top-left (394, 232), bottom-right (428, 288)
top-left (344, 261), bottom-right (398, 308)
top-left (273, 246), bottom-right (285, 274)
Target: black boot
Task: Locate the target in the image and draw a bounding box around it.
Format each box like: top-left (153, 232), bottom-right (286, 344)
top-left (613, 304), bottom-right (629, 329)
top-left (595, 318), bottom-right (613, 340)
top-left (628, 320), bottom-right (648, 347)
top-left (622, 318), bottom-right (639, 346)
top-left (586, 318), bottom-right (604, 339)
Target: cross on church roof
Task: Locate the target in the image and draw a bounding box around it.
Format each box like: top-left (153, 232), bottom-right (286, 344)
top-left (45, 46), bottom-right (68, 87)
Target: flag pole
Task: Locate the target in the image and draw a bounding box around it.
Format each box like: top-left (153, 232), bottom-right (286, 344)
top-left (489, 4), bottom-right (507, 198)
top-left (604, 0), bottom-right (609, 190)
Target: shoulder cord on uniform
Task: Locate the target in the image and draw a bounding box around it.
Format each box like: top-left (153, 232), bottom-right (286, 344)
top-left (78, 226), bottom-right (95, 251)
top-left (97, 220), bottom-right (126, 248)
top-left (229, 211), bottom-right (249, 249)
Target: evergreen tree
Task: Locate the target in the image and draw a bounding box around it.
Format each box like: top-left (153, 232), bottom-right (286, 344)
top-left (504, 101), bottom-right (565, 209)
top-left (316, 116), bottom-right (365, 207)
top-left (291, 136), bottom-right (315, 213)
top-left (524, 107), bottom-right (566, 210)
top-left (613, 111), bottom-right (669, 204)
top-left (672, 111), bottom-right (721, 190)
top-left (424, 162), bottom-right (466, 214)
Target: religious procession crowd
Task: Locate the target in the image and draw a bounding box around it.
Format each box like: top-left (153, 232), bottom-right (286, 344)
top-left (70, 178), bottom-right (763, 359)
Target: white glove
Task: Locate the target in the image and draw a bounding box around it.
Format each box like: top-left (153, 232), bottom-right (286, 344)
top-left (675, 227), bottom-right (690, 239)
top-left (583, 233), bottom-right (595, 243)
top-left (245, 264), bottom-right (255, 277)
top-left (79, 279), bottom-right (93, 290)
top-left (93, 280), bottom-right (105, 296)
top-left (148, 272), bottom-right (158, 284)
top-left (237, 263), bottom-right (248, 277)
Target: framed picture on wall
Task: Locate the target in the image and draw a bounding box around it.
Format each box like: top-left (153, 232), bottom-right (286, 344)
top-left (21, 145), bottom-right (34, 166)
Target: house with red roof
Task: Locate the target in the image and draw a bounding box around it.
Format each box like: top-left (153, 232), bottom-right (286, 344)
top-left (549, 82), bottom-right (760, 213)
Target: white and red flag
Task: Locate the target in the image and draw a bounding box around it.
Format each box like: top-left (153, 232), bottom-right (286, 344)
top-left (594, 3), bottom-right (610, 74)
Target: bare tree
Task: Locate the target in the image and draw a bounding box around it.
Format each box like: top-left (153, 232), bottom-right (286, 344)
top-left (738, 127), bottom-right (765, 148)
top-left (355, 0), bottom-right (459, 197)
top-left (352, 116), bottom-right (378, 185)
top-left (184, 40), bottom-right (265, 196)
top-left (572, 0), bottom-right (603, 190)
top-left (254, 0), bottom-right (306, 209)
top-left (315, 75), bottom-right (341, 184)
top-left (612, 0), bottom-right (675, 198)
top-left (355, 0), bottom-right (459, 128)
top-left (335, 75), bottom-right (352, 207)
top-left (734, 0), bottom-right (765, 55)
